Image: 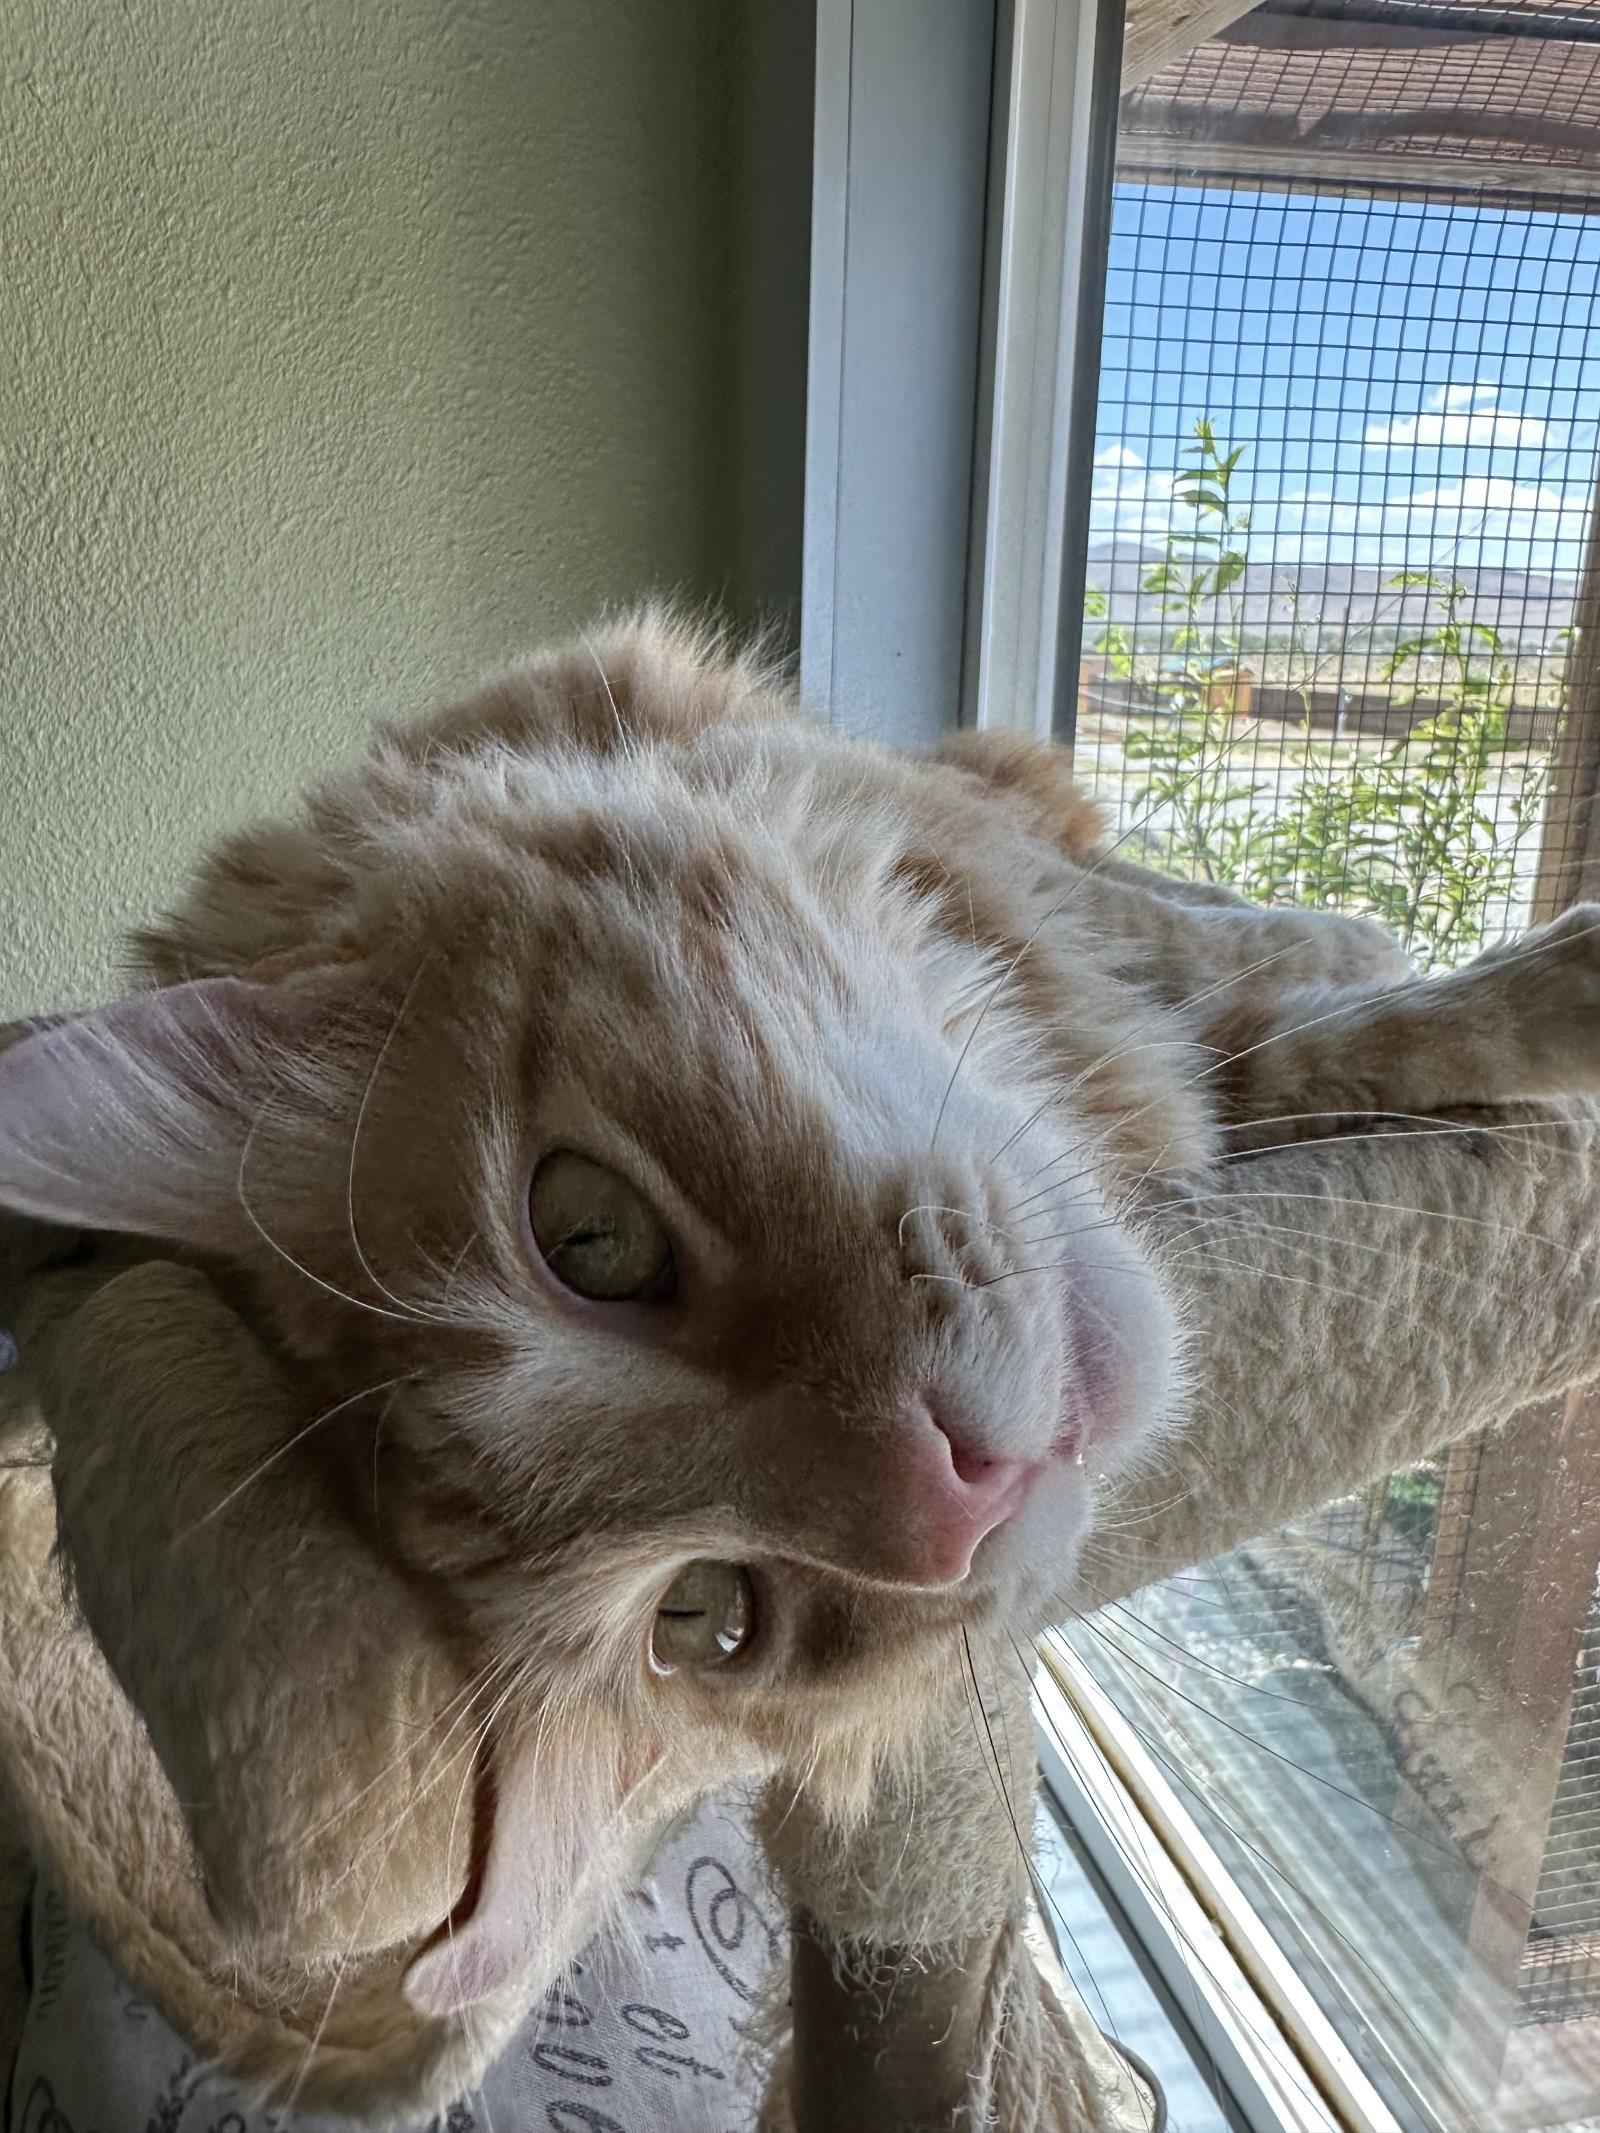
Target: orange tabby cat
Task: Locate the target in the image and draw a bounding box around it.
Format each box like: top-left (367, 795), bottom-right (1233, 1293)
top-left (1, 609), bottom-right (1593, 2019)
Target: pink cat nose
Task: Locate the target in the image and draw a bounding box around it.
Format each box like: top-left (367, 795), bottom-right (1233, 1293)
top-left (906, 1399), bottom-right (1039, 1584)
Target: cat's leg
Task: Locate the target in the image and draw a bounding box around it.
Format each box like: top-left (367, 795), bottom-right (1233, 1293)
top-left (1092, 854), bottom-right (1253, 906)
top-left (933, 726), bottom-right (1409, 970)
top-left (761, 1664), bottom-right (1119, 2132)
top-left (1198, 903), bottom-right (1600, 1131)
top-left (1063, 859), bottom-right (1413, 1029)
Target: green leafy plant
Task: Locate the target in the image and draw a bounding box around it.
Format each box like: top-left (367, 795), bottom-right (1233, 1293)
top-left (1119, 422), bottom-right (1261, 885)
top-left (1356, 574), bottom-right (1545, 968)
top-left (1096, 425), bottom-right (1548, 970)
top-left (1383, 1466), bottom-right (1445, 1552)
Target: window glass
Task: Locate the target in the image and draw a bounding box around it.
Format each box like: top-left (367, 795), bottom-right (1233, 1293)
top-left (1063, 4), bottom-right (1600, 2123)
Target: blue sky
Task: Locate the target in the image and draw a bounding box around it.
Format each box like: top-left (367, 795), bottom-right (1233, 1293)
top-left (1092, 185), bottom-right (1600, 578)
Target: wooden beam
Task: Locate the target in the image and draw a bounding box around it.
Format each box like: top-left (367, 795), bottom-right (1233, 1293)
top-left (1122, 0), bottom-right (1261, 87)
top-left (1533, 474), bottom-right (1600, 921)
top-left (1432, 1387), bottom-right (1600, 2087)
top-left (1115, 132), bottom-right (1600, 211)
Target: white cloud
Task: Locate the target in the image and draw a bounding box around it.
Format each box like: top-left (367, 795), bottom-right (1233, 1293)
top-left (1363, 382), bottom-right (1549, 451)
top-left (1088, 454), bottom-right (1590, 576)
top-left (1249, 475), bottom-right (1587, 574)
top-left (1089, 456), bottom-right (1184, 548)
top-left (1409, 476), bottom-right (1566, 512)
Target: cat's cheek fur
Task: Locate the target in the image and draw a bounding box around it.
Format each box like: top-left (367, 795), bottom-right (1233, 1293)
top-left (987, 1464), bottom-right (1098, 1614)
top-left (1068, 1249), bottom-right (1183, 1474)
top-left (976, 1239), bottom-right (1186, 1615)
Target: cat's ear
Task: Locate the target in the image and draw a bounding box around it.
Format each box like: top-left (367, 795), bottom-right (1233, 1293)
top-left (934, 729), bottom-right (1108, 862)
top-left (403, 1726), bottom-right (660, 2016)
top-left (0, 978), bottom-right (321, 1247)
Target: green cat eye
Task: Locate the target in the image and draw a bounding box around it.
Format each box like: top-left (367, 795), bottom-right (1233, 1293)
top-left (651, 1561), bottom-right (754, 1672)
top-left (528, 1151), bottom-right (676, 1303)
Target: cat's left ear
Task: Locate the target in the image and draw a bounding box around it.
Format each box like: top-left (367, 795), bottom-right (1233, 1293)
top-left (0, 978), bottom-right (325, 1248)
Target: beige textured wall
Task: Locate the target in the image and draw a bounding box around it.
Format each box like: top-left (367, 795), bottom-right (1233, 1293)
top-left (0, 2), bottom-right (743, 1014)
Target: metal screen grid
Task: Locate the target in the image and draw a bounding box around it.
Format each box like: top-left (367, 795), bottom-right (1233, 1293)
top-left (1067, 0), bottom-right (1600, 2088)
top-left (1082, 175), bottom-right (1600, 963)
top-left (1523, 1595), bottom-right (1600, 2022)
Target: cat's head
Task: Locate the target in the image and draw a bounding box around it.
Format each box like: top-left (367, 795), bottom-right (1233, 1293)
top-left (0, 614), bottom-right (1186, 2016)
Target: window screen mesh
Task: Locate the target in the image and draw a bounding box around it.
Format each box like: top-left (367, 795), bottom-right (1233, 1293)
top-left (1525, 1596), bottom-right (1600, 2023)
top-left (1066, 0), bottom-right (1600, 2105)
top-left (1079, 178), bottom-right (1600, 970)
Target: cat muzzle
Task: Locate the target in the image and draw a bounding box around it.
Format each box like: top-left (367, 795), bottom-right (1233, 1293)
top-left (897, 1398), bottom-right (1043, 1585)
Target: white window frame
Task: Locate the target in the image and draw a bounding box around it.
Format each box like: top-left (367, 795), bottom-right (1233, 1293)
top-left (1037, 1638), bottom-right (1409, 2133)
top-left (967, 0), bottom-right (1125, 737)
top-left (800, 0), bottom-right (999, 747)
top-left (801, 0), bottom-right (1122, 744)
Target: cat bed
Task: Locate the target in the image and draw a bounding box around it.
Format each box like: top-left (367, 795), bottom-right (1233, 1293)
top-left (8, 1797), bottom-right (784, 2133)
top-left (6, 1823), bottom-right (1157, 2132)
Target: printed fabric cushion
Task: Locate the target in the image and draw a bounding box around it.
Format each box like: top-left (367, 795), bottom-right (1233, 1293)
top-left (5, 1795), bottom-right (782, 2133)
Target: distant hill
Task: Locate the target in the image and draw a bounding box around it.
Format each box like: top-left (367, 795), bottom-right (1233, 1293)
top-left (1085, 544), bottom-right (1578, 643)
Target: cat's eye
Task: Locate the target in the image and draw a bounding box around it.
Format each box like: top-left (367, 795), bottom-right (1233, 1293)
top-left (528, 1151), bottom-right (675, 1302)
top-left (651, 1561), bottom-right (754, 1673)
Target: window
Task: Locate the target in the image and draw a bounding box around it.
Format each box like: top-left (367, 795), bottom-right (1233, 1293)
top-left (1060, 5), bottom-right (1600, 2128)
top-left (801, 3), bottom-right (1600, 2127)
